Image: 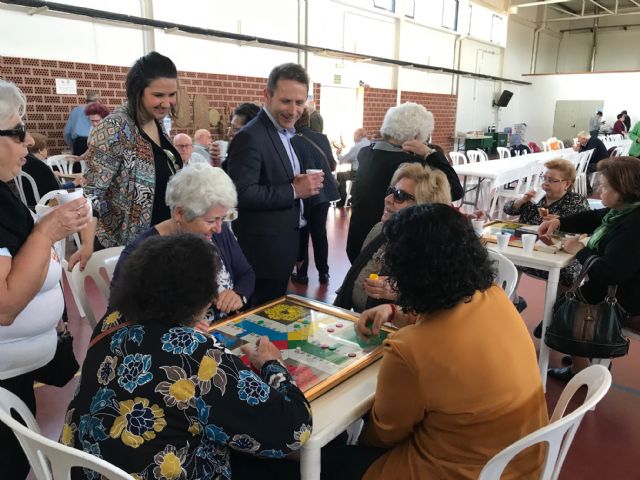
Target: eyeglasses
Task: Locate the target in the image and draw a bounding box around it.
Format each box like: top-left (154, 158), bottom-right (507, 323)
top-left (385, 186), bottom-right (416, 203)
top-left (0, 123), bottom-right (26, 143)
top-left (541, 176), bottom-right (566, 184)
top-left (174, 144), bottom-right (193, 149)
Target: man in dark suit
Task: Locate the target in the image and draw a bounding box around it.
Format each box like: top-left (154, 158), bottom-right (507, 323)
top-left (227, 63), bottom-right (324, 305)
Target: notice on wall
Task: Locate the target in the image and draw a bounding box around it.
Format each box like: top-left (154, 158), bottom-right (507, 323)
top-left (55, 78), bottom-right (77, 95)
top-left (333, 74), bottom-right (342, 85)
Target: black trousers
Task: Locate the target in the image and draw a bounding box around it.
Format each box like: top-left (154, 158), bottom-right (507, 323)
top-left (251, 277), bottom-right (290, 307)
top-left (230, 450), bottom-right (300, 479)
top-left (321, 444), bottom-right (389, 480)
top-left (0, 372), bottom-right (38, 479)
top-left (297, 203), bottom-right (330, 277)
top-left (336, 170), bottom-right (356, 206)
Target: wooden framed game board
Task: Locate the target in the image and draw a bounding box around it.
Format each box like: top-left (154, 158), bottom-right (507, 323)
top-left (209, 295), bottom-right (390, 401)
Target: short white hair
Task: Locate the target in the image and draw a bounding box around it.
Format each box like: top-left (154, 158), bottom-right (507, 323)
top-left (380, 102), bottom-right (434, 143)
top-left (165, 164), bottom-right (237, 221)
top-left (0, 80), bottom-right (26, 128)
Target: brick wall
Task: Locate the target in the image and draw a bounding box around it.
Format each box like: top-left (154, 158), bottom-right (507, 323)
top-left (400, 91), bottom-right (457, 154)
top-left (360, 86), bottom-right (457, 154)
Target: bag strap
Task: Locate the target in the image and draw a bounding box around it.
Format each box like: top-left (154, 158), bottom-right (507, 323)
top-left (88, 320), bottom-right (133, 350)
top-left (566, 255), bottom-right (600, 293)
top-left (297, 133), bottom-right (334, 171)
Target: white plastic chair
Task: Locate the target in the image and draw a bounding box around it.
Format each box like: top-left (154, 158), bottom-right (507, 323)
top-left (476, 149), bottom-right (490, 162)
top-left (466, 150), bottom-right (484, 163)
top-left (14, 171), bottom-right (40, 206)
top-left (0, 387), bottom-right (134, 480)
top-left (545, 138), bottom-right (564, 151)
top-left (497, 147), bottom-right (511, 159)
top-left (488, 250), bottom-right (518, 299)
top-left (488, 162), bottom-right (538, 219)
top-left (574, 149), bottom-right (594, 196)
top-left (46, 155), bottom-right (71, 175)
top-left (449, 151), bottom-right (467, 166)
top-left (478, 365), bottom-right (612, 480)
top-left (68, 246), bottom-right (124, 328)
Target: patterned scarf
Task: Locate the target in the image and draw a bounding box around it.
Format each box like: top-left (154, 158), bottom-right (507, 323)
top-left (587, 201), bottom-right (640, 250)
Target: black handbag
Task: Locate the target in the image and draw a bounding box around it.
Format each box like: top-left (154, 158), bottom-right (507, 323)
top-left (545, 255), bottom-right (630, 358)
top-left (32, 319), bottom-right (80, 387)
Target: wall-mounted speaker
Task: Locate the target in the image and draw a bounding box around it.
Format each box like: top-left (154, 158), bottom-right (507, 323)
top-left (494, 90), bottom-right (513, 108)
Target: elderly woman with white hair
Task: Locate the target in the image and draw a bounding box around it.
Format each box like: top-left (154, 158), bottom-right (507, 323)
top-left (346, 102), bottom-right (463, 261)
top-left (112, 163), bottom-right (254, 320)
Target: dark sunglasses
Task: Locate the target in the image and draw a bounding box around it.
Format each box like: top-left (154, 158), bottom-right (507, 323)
top-left (0, 122), bottom-right (26, 143)
top-left (385, 186), bottom-right (416, 203)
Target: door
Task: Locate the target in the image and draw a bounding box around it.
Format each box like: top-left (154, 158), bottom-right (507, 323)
top-left (319, 85), bottom-right (362, 151)
top-left (553, 100), bottom-right (603, 142)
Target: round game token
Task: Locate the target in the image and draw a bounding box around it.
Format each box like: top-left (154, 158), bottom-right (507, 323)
top-left (336, 323), bottom-right (343, 328)
top-left (257, 320), bottom-right (264, 325)
top-left (302, 319), bottom-right (310, 324)
top-left (328, 345), bottom-right (336, 351)
top-left (293, 324), bottom-right (300, 329)
top-left (327, 328), bottom-right (335, 333)
top-left (321, 344), bottom-right (329, 349)
top-left (369, 273), bottom-right (379, 280)
top-left (347, 352), bottom-right (357, 358)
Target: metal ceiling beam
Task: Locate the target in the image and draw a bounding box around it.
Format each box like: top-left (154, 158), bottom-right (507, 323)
top-left (589, 0), bottom-right (614, 14)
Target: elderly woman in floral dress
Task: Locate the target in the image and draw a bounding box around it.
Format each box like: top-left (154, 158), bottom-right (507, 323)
top-left (61, 234), bottom-right (311, 480)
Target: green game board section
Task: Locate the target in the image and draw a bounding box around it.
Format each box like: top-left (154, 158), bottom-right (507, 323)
top-left (288, 340), bottom-right (349, 364)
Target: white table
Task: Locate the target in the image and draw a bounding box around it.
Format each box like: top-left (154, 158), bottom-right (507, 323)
top-left (300, 360), bottom-right (381, 480)
top-left (486, 243), bottom-right (575, 391)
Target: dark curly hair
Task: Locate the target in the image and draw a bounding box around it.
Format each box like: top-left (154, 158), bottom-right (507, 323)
top-left (383, 204), bottom-right (495, 314)
top-left (110, 234), bottom-right (219, 326)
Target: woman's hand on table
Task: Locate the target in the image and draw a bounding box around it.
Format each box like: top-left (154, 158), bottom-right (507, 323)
top-left (216, 289), bottom-right (244, 313)
top-left (357, 304), bottom-right (392, 338)
top-left (538, 217), bottom-right (561, 238)
top-left (240, 336), bottom-right (283, 370)
top-left (561, 236), bottom-right (584, 255)
top-left (541, 213), bottom-right (559, 222)
top-left (193, 318), bottom-right (211, 334)
top-left (35, 197), bottom-right (91, 244)
top-left (363, 275), bottom-right (397, 302)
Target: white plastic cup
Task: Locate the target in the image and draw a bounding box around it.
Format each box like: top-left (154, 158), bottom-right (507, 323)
top-left (471, 218), bottom-right (484, 237)
top-left (496, 232), bottom-right (510, 251)
top-left (306, 168), bottom-right (322, 175)
top-left (215, 140), bottom-right (229, 159)
top-left (522, 234), bottom-right (536, 254)
top-left (54, 188), bottom-right (92, 218)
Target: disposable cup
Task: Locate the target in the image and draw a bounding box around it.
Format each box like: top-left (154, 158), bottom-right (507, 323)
top-left (214, 140), bottom-right (229, 159)
top-left (496, 232), bottom-right (510, 251)
top-left (471, 219), bottom-right (484, 237)
top-left (522, 234), bottom-right (536, 254)
top-left (54, 187), bottom-right (83, 205)
top-left (306, 168), bottom-right (322, 175)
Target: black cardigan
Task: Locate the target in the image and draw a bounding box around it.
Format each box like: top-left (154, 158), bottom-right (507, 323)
top-left (346, 145), bottom-right (462, 262)
top-left (560, 208), bottom-right (640, 314)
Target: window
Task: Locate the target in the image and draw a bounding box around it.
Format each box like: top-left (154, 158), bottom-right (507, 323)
top-left (404, 0), bottom-right (415, 19)
top-left (373, 0), bottom-right (395, 13)
top-left (490, 14), bottom-right (505, 45)
top-left (442, 0), bottom-right (459, 31)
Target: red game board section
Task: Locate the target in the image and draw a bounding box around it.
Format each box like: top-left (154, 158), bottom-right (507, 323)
top-left (287, 363), bottom-right (320, 391)
top-left (272, 340), bottom-right (289, 350)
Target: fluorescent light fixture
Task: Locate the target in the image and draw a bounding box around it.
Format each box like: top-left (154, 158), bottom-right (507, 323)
top-left (513, 0), bottom-right (571, 7)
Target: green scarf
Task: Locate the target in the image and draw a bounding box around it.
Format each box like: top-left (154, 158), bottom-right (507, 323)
top-left (587, 202), bottom-right (640, 250)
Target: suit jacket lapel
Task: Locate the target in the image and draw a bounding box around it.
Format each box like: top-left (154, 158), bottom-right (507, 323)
top-left (259, 111), bottom-right (294, 180)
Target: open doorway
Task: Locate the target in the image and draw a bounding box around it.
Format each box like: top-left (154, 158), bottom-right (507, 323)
top-left (319, 85), bottom-right (363, 153)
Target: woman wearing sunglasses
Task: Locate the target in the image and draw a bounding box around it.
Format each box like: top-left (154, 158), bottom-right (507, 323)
top-left (84, 51), bottom-right (182, 252)
top-left (334, 162), bottom-right (451, 312)
top-left (0, 80), bottom-right (92, 479)
top-left (503, 159), bottom-right (589, 319)
top-left (111, 163), bottom-right (254, 322)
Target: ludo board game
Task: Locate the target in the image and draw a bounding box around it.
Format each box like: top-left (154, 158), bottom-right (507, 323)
top-left (209, 295), bottom-right (389, 400)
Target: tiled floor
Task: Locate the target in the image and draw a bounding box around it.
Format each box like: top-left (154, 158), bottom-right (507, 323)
top-left (34, 207), bottom-right (639, 479)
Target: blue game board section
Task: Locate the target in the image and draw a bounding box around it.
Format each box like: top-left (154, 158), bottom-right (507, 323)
top-left (236, 319), bottom-right (288, 341)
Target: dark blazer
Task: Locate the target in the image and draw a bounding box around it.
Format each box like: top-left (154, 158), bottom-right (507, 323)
top-left (561, 208), bottom-right (640, 315)
top-left (291, 127), bottom-right (340, 208)
top-left (580, 137), bottom-right (609, 164)
top-left (346, 145), bottom-right (463, 262)
top-left (227, 109), bottom-right (301, 280)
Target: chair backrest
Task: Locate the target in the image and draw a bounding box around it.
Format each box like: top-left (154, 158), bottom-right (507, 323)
top-left (46, 155), bottom-right (71, 175)
top-left (546, 137), bottom-right (564, 150)
top-left (478, 365), bottom-right (611, 480)
top-left (466, 150), bottom-right (483, 163)
top-left (487, 250), bottom-right (518, 298)
top-left (497, 147), bottom-right (511, 159)
top-left (449, 151), bottom-right (468, 166)
top-left (69, 246), bottom-right (124, 328)
top-left (541, 141), bottom-right (550, 152)
top-left (14, 171), bottom-right (40, 206)
top-left (0, 387), bottom-right (134, 480)
top-left (477, 149), bottom-right (489, 162)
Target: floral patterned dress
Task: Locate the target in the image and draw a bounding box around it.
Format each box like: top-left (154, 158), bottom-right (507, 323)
top-left (61, 312), bottom-right (312, 479)
top-left (503, 191), bottom-right (590, 285)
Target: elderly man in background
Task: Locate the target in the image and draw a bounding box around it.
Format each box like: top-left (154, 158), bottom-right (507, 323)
top-left (227, 63), bottom-right (324, 305)
top-left (336, 127), bottom-right (369, 207)
top-left (574, 130), bottom-right (609, 188)
top-left (63, 91), bottom-right (100, 155)
top-left (173, 133), bottom-right (208, 165)
top-left (345, 102), bottom-right (463, 262)
top-left (194, 128), bottom-right (221, 166)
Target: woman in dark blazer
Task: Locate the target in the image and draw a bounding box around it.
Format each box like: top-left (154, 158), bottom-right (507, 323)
top-left (291, 109), bottom-right (340, 284)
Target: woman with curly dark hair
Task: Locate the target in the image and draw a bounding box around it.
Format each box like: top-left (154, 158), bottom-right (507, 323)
top-left (62, 234), bottom-right (311, 480)
top-left (322, 204), bottom-right (548, 480)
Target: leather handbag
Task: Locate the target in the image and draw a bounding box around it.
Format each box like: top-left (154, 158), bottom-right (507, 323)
top-left (545, 255), bottom-right (630, 358)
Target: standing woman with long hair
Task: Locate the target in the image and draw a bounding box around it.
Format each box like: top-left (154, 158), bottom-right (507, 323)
top-left (84, 51), bottom-right (182, 251)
